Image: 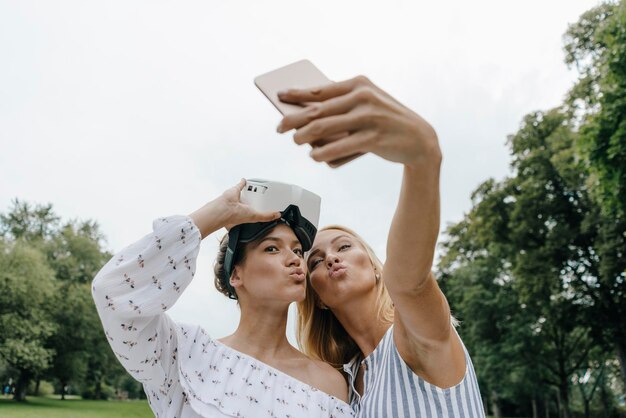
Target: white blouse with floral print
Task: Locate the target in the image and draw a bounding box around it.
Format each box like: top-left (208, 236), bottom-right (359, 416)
top-left (92, 215), bottom-right (354, 418)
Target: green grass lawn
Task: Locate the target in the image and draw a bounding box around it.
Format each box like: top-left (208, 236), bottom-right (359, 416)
top-left (0, 395), bottom-right (153, 418)
top-left (0, 396), bottom-right (521, 418)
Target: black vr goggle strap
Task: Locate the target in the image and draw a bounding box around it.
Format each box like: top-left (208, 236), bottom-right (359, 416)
top-left (283, 204), bottom-right (317, 252)
top-left (223, 226), bottom-right (241, 300)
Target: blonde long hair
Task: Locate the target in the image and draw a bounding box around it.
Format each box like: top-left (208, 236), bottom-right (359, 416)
top-left (296, 225), bottom-right (394, 369)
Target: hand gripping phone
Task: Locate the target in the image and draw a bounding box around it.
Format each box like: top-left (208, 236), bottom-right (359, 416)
top-left (254, 60), bottom-right (362, 167)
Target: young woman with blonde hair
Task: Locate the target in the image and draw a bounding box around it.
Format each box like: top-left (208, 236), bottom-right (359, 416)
top-left (277, 76), bottom-right (486, 417)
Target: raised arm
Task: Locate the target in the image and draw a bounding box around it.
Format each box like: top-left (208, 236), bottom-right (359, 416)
top-left (91, 215), bottom-right (201, 390)
top-left (278, 77), bottom-right (466, 386)
top-left (92, 180), bottom-right (280, 391)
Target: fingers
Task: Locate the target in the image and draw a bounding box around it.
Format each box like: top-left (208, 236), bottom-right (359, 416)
top-left (234, 178), bottom-right (247, 192)
top-left (277, 75), bottom-right (373, 105)
top-left (226, 207), bottom-right (281, 231)
top-left (326, 153), bottom-right (364, 168)
top-left (309, 131), bottom-right (372, 165)
top-left (221, 178), bottom-right (247, 204)
top-left (277, 80), bottom-right (347, 104)
top-left (278, 93), bottom-right (358, 133)
top-left (292, 113), bottom-right (365, 146)
top-left (277, 79), bottom-right (385, 135)
top-left (254, 211), bottom-right (282, 223)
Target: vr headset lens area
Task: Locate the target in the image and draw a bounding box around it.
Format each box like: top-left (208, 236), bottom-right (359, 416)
top-left (222, 180), bottom-right (321, 299)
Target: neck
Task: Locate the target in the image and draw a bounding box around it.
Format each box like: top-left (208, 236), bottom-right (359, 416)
top-left (331, 288), bottom-right (391, 358)
top-left (220, 301), bottom-right (295, 360)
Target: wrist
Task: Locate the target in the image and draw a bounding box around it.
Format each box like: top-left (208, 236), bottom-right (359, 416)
top-left (405, 142), bottom-right (442, 171)
top-left (403, 118), bottom-right (442, 168)
top-left (189, 198), bottom-right (231, 239)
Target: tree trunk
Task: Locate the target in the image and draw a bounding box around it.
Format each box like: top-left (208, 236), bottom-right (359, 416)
top-left (34, 378), bottom-right (41, 396)
top-left (599, 378), bottom-right (612, 418)
top-left (60, 381), bottom-right (66, 400)
top-left (545, 395), bottom-right (550, 418)
top-left (556, 387), bottom-right (562, 418)
top-left (615, 339), bottom-right (626, 402)
top-left (558, 382), bottom-right (571, 418)
top-left (490, 390), bottom-right (502, 418)
top-left (532, 397), bottom-right (539, 418)
top-left (481, 393), bottom-right (489, 416)
top-left (13, 372), bottom-right (29, 402)
top-left (95, 379), bottom-right (102, 400)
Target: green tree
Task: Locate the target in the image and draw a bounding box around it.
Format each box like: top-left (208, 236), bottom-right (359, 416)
top-left (564, 0), bottom-right (626, 396)
top-left (0, 200), bottom-right (127, 402)
top-left (81, 336), bottom-right (129, 400)
top-left (506, 110), bottom-right (597, 418)
top-left (565, 0), bottom-right (626, 218)
top-left (46, 220), bottom-right (110, 284)
top-left (440, 180), bottom-right (535, 417)
top-left (0, 239), bottom-right (56, 401)
top-left (46, 282), bottom-right (94, 400)
top-left (571, 347), bottom-right (615, 418)
top-left (42, 221), bottom-right (112, 399)
top-left (0, 200), bottom-right (59, 242)
top-left (440, 109), bottom-right (609, 417)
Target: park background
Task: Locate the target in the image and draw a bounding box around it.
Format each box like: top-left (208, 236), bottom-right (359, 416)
top-left (0, 0), bottom-right (624, 417)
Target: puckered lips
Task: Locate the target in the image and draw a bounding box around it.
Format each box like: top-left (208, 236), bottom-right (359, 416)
top-left (329, 264), bottom-right (347, 279)
top-left (289, 268), bottom-right (305, 283)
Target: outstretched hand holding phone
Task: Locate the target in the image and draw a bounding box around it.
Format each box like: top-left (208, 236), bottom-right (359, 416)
top-left (255, 60), bottom-right (440, 168)
top-left (277, 74), bottom-right (440, 169)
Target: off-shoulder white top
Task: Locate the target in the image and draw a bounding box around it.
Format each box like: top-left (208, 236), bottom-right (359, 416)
top-left (92, 215), bottom-right (354, 418)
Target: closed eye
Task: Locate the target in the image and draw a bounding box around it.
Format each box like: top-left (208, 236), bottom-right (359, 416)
top-left (338, 243), bottom-right (351, 251)
top-left (309, 258), bottom-right (323, 270)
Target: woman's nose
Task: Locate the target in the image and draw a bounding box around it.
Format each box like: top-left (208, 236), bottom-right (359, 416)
top-left (286, 251), bottom-right (301, 266)
top-left (326, 253), bottom-right (340, 268)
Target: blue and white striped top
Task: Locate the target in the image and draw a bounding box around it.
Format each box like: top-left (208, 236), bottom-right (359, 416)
top-left (343, 326), bottom-right (485, 417)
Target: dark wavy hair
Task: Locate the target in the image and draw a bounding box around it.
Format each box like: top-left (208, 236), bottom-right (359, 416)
top-left (213, 226), bottom-right (280, 300)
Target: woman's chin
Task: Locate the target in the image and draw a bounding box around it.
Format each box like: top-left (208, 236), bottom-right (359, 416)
top-left (275, 284), bottom-right (306, 303)
top-left (293, 288), bottom-right (306, 303)
top-left (291, 286), bottom-right (307, 303)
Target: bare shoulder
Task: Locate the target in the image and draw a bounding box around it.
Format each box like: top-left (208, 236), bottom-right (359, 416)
top-left (279, 349), bottom-right (348, 402)
top-left (306, 358), bottom-right (348, 402)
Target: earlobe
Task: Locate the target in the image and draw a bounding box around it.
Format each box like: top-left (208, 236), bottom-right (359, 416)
top-left (230, 268), bottom-right (242, 289)
top-left (372, 265), bottom-right (380, 282)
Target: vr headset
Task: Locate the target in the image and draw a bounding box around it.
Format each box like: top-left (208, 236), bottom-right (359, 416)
top-left (222, 179), bottom-right (321, 299)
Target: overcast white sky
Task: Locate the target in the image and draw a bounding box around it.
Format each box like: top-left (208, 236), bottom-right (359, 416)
top-left (0, 0), bottom-right (601, 343)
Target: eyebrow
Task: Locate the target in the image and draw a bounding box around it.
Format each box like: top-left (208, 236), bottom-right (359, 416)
top-left (307, 234), bottom-right (351, 261)
top-left (257, 236), bottom-right (301, 246)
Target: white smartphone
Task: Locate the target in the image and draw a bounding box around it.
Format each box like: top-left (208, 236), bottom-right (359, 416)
top-left (254, 59), bottom-right (331, 115)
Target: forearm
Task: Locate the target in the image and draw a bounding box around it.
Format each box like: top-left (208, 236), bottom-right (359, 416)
top-left (91, 216), bottom-right (200, 383)
top-left (92, 216), bottom-right (201, 318)
top-left (384, 153), bottom-right (441, 292)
